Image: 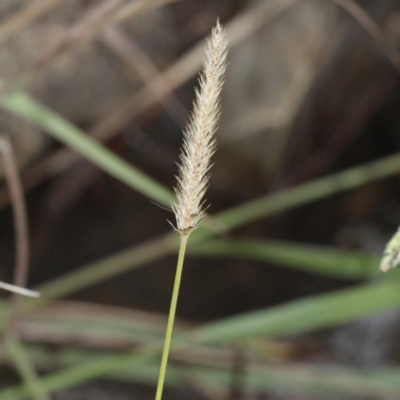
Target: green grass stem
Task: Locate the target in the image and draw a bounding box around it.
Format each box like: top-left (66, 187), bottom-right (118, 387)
top-left (155, 235), bottom-right (188, 400)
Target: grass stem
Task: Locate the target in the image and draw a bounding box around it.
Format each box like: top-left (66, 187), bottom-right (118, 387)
top-left (155, 234), bottom-right (188, 400)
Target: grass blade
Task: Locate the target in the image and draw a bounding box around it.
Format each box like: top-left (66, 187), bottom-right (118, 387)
top-left (192, 280), bottom-right (400, 342)
top-left (189, 238), bottom-right (380, 280)
top-left (6, 339), bottom-right (50, 400)
top-left (2, 280), bottom-right (400, 398)
top-left (0, 90), bottom-right (173, 206)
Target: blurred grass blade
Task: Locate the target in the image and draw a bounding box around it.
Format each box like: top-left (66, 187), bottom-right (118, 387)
top-left (192, 280), bottom-right (400, 343)
top-left (0, 346), bottom-right (160, 400)
top-left (3, 90), bottom-right (400, 227)
top-left (192, 364), bottom-right (400, 399)
top-left (2, 280), bottom-right (400, 399)
top-left (24, 346), bottom-right (400, 399)
top-left (208, 152), bottom-right (400, 232)
top-left (189, 238), bottom-right (380, 280)
top-left (2, 90), bottom-right (400, 304)
top-left (6, 339), bottom-right (51, 400)
top-left (31, 233), bottom-right (178, 308)
top-left (0, 90), bottom-right (173, 206)
top-left (30, 151), bottom-right (400, 308)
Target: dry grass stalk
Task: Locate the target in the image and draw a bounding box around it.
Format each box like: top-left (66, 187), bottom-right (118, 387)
top-left (0, 137), bottom-right (38, 299)
top-left (172, 21), bottom-right (228, 237)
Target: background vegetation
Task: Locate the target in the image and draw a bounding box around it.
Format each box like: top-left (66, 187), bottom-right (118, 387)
top-left (0, 0), bottom-right (400, 399)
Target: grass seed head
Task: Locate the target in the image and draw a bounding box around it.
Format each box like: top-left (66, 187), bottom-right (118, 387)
top-left (172, 21), bottom-right (228, 237)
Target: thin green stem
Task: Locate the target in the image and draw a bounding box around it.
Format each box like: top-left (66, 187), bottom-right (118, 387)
top-left (155, 234), bottom-right (189, 400)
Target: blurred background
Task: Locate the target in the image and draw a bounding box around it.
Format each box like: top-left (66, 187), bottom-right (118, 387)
top-left (1, 0), bottom-right (400, 399)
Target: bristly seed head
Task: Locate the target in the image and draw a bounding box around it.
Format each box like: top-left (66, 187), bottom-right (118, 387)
top-left (171, 21), bottom-right (228, 237)
top-left (380, 226), bottom-right (400, 273)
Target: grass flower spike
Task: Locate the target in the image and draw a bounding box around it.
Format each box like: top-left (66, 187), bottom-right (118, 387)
top-left (380, 227), bottom-right (400, 273)
top-left (155, 21), bottom-right (228, 400)
top-left (172, 20), bottom-right (228, 237)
